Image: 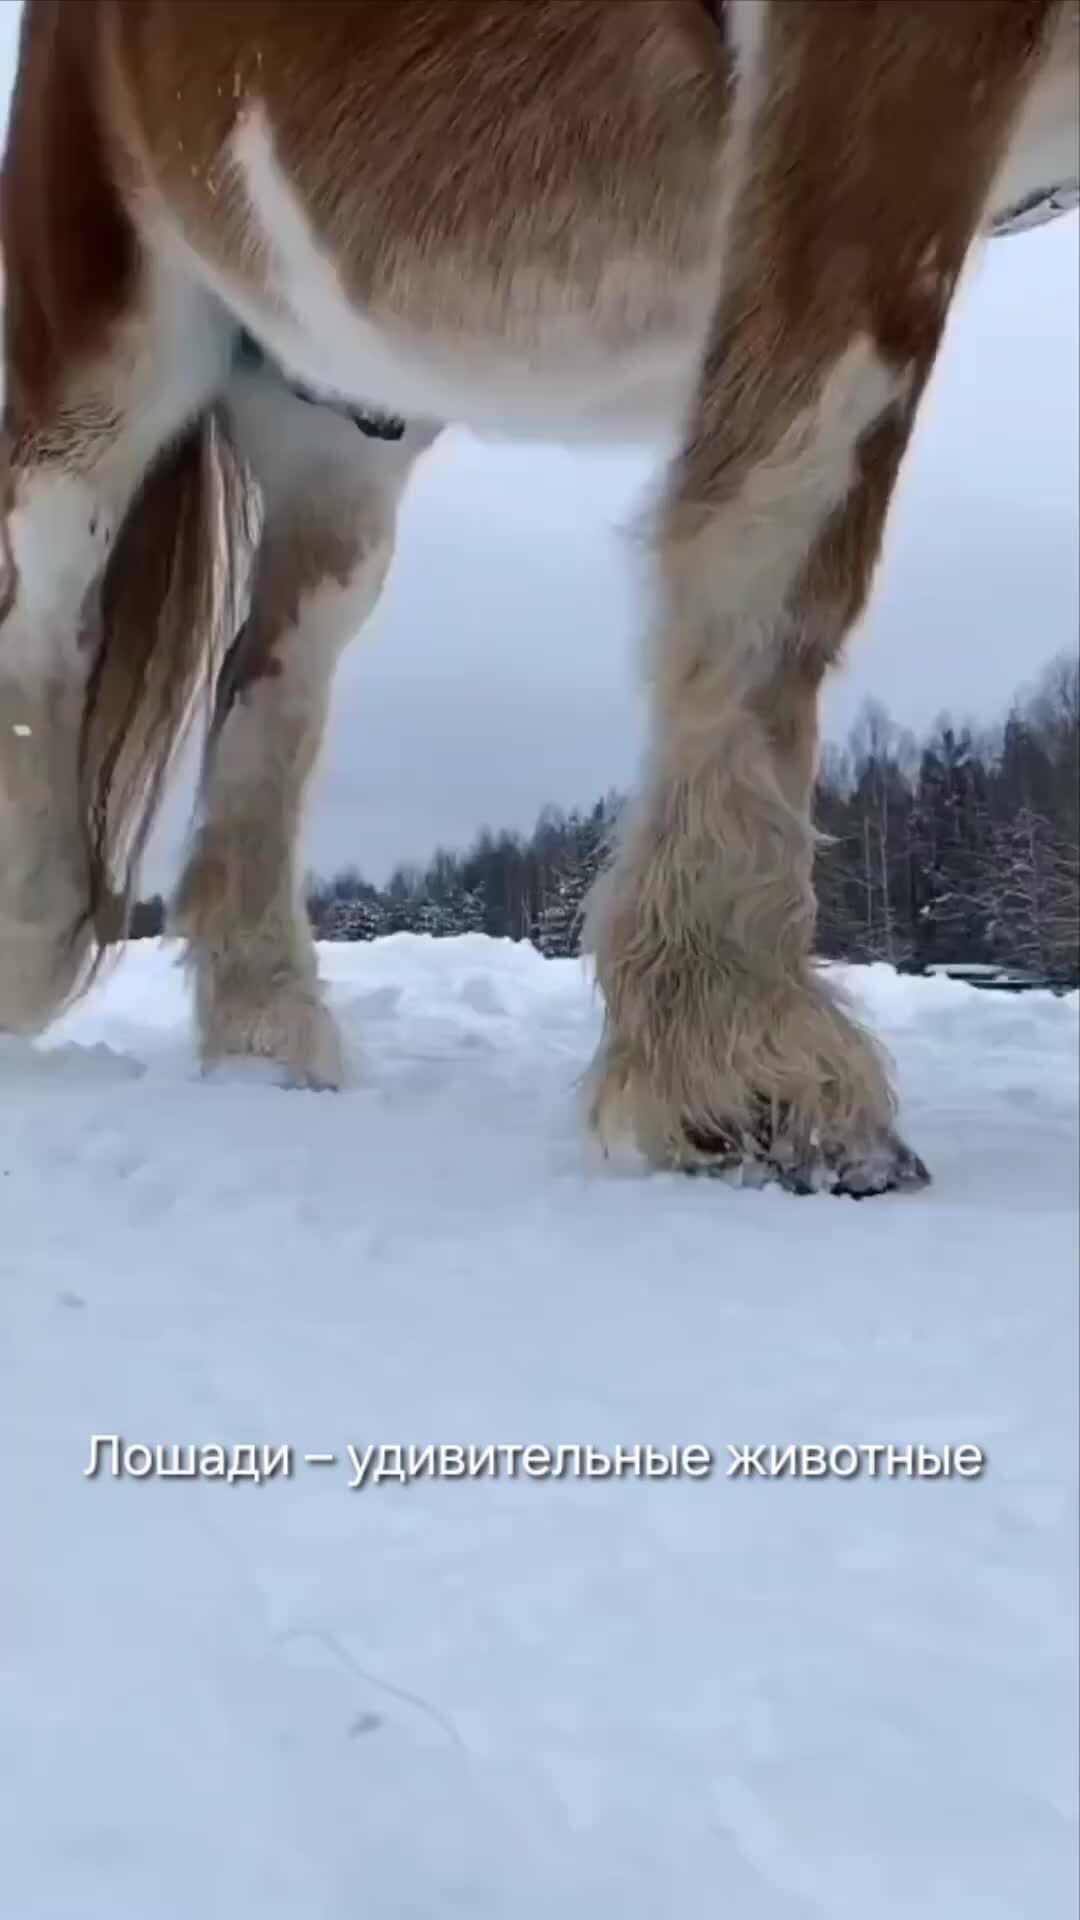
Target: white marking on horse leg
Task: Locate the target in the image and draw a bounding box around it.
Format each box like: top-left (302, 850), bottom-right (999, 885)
top-left (725, 0), bottom-right (769, 99)
top-left (587, 336), bottom-right (918, 1191)
top-left (2, 475), bottom-right (116, 679)
top-left (173, 367), bottom-right (435, 1086)
top-left (661, 337), bottom-right (907, 678)
top-left (0, 269), bottom-right (228, 1031)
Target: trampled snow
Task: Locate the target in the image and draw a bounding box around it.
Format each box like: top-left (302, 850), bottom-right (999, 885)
top-left (4, 937), bottom-right (1078, 1919)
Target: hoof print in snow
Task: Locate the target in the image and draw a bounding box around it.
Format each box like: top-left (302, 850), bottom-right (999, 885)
top-left (458, 975), bottom-right (506, 1017)
top-left (348, 1711), bottom-right (383, 1737)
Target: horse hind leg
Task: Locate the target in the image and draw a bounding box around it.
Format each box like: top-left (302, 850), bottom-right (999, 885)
top-left (171, 360), bottom-right (439, 1088)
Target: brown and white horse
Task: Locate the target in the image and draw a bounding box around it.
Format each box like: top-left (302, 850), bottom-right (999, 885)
top-left (0, 1), bottom-right (1076, 1192)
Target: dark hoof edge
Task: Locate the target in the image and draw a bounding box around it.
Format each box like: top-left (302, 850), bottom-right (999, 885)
top-left (682, 1112), bottom-right (931, 1199)
top-left (199, 1054), bottom-right (342, 1094)
top-left (279, 1069), bottom-right (341, 1094)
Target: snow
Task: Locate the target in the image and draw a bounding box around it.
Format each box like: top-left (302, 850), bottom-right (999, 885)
top-left (4, 936), bottom-right (1078, 1920)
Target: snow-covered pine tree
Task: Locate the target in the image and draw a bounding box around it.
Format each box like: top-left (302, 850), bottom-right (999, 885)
top-left (532, 806), bottom-right (611, 958)
top-left (320, 895), bottom-right (385, 942)
top-left (444, 888), bottom-right (486, 936)
top-left (532, 872), bottom-right (584, 958)
top-left (411, 896), bottom-right (453, 938)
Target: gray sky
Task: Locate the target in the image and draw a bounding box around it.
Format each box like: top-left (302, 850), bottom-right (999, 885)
top-left (1, 0), bottom-right (1076, 884)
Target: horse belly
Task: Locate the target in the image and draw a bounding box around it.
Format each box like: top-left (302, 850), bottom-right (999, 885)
top-left (169, 105), bottom-right (710, 445)
top-left (223, 297), bottom-right (699, 445)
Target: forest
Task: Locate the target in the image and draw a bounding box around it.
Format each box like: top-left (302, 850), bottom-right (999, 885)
top-left (132, 654), bottom-right (1080, 982)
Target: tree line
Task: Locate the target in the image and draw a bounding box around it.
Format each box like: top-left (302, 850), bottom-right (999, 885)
top-left (132, 654), bottom-right (1079, 980)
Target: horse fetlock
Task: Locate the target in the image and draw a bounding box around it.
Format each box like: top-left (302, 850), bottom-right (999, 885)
top-left (587, 959), bottom-right (927, 1196)
top-left (189, 947), bottom-right (344, 1090)
top-left (0, 909), bottom-right (96, 1033)
top-left (0, 678), bottom-right (96, 1028)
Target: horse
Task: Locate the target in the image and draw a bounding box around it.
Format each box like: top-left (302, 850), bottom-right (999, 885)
top-left (0, 0), bottom-right (1076, 1195)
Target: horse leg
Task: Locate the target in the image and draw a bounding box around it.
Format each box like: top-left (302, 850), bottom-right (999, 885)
top-left (586, 340), bottom-right (932, 1194)
top-left (171, 363), bottom-right (438, 1087)
top-left (0, 274), bottom-right (231, 1031)
top-left (583, 0), bottom-right (1057, 1195)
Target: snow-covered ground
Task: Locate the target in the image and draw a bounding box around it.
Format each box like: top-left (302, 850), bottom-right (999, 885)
top-left (5, 936), bottom-right (1078, 1919)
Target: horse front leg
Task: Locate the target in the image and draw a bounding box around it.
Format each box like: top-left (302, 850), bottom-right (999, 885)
top-left (582, 0), bottom-right (1056, 1193)
top-left (0, 299), bottom-right (232, 1034)
top-left (586, 328), bottom-right (935, 1194)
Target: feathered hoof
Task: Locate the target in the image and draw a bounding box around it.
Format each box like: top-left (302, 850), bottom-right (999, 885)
top-left (681, 1110), bottom-right (931, 1197)
top-left (195, 978), bottom-right (346, 1092)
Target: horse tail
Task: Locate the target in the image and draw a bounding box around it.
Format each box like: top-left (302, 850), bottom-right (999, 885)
top-left (81, 406), bottom-right (258, 951)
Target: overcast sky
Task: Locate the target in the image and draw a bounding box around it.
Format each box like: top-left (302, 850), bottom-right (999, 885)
top-left (1, 0), bottom-right (1076, 884)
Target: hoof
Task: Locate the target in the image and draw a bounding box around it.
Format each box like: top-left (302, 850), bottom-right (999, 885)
top-left (682, 1109), bottom-right (930, 1197)
top-left (196, 983), bottom-right (345, 1092)
top-left (821, 1132), bottom-right (930, 1199)
top-left (278, 1056), bottom-right (344, 1094)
